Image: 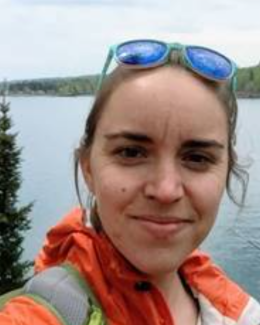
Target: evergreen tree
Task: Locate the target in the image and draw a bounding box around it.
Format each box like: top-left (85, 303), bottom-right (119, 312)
top-left (0, 86), bottom-right (33, 295)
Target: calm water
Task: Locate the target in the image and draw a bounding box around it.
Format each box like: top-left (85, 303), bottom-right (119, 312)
top-left (8, 96), bottom-right (260, 301)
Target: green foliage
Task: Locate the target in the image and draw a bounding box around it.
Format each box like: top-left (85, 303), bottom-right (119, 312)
top-left (1, 65), bottom-right (260, 97)
top-left (0, 91), bottom-right (33, 295)
top-left (5, 75), bottom-right (99, 97)
top-left (236, 64), bottom-right (260, 97)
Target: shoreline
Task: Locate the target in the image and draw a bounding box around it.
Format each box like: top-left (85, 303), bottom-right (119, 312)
top-left (236, 92), bottom-right (260, 99)
top-left (6, 92), bottom-right (260, 99)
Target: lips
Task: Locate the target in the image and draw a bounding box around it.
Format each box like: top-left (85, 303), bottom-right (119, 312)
top-left (133, 215), bottom-right (189, 224)
top-left (131, 215), bottom-right (192, 239)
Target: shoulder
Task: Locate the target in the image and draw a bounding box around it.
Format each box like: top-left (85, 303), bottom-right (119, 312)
top-left (0, 295), bottom-right (62, 325)
top-left (180, 250), bottom-right (260, 324)
top-left (0, 264), bottom-right (105, 325)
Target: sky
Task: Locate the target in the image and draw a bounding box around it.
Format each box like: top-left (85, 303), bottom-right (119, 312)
top-left (1, 0), bottom-right (260, 80)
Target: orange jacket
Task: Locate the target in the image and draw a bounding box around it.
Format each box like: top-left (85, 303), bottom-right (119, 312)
top-left (1, 208), bottom-right (260, 325)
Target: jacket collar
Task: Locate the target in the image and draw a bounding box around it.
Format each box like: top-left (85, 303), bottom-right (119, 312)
top-left (35, 208), bottom-right (260, 325)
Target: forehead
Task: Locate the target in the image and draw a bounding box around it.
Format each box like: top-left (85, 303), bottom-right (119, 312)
top-left (95, 66), bottom-right (228, 143)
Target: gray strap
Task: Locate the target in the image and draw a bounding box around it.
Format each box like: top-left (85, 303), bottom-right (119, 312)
top-left (24, 266), bottom-right (90, 325)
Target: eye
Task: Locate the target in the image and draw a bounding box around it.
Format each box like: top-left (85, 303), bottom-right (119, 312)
top-left (121, 147), bottom-right (145, 158)
top-left (113, 145), bottom-right (148, 164)
top-left (182, 151), bottom-right (215, 171)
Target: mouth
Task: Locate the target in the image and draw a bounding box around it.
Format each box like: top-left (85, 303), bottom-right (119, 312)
top-left (131, 215), bottom-right (193, 239)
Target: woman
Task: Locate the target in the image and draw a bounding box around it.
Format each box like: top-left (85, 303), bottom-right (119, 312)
top-left (1, 40), bottom-right (260, 325)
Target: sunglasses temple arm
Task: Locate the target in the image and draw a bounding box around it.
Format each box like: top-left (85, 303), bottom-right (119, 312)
top-left (96, 48), bottom-right (114, 92)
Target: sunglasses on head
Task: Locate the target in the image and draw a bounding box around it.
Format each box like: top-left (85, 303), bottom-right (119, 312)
top-left (97, 39), bottom-right (237, 91)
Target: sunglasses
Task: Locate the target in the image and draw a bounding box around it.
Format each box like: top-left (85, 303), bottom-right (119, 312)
top-left (97, 39), bottom-right (237, 91)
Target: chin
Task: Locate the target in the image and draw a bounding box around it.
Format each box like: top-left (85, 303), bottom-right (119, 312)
top-left (128, 245), bottom-right (198, 277)
top-left (130, 257), bottom-right (181, 277)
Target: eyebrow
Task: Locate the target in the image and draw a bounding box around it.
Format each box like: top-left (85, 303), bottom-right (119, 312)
top-left (104, 131), bottom-right (152, 143)
top-left (183, 139), bottom-right (225, 150)
top-left (104, 132), bottom-right (225, 149)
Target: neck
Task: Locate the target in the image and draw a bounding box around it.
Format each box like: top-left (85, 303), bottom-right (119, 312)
top-left (150, 271), bottom-right (199, 325)
top-left (150, 271), bottom-right (182, 305)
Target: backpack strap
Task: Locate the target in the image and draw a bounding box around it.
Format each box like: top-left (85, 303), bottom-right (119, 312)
top-left (0, 263), bottom-right (107, 325)
top-left (61, 263), bottom-right (106, 325)
top-left (0, 288), bottom-right (24, 308)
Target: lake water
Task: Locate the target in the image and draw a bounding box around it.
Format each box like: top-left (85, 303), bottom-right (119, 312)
top-left (7, 96), bottom-right (260, 301)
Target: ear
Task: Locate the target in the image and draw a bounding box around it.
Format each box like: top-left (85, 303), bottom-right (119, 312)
top-left (80, 151), bottom-right (95, 194)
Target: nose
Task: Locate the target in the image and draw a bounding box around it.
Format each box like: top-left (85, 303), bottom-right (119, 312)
top-left (144, 160), bottom-right (184, 204)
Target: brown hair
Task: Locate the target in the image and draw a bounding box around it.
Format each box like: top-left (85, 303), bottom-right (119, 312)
top-left (75, 60), bottom-right (248, 226)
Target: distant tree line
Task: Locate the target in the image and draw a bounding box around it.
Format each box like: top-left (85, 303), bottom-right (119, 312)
top-left (236, 64), bottom-right (260, 97)
top-left (1, 65), bottom-right (260, 97)
top-left (4, 75), bottom-right (99, 97)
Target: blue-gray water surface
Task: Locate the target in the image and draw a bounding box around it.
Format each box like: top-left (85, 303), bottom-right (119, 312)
top-left (8, 96), bottom-right (260, 301)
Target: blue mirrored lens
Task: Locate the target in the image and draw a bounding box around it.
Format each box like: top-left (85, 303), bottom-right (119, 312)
top-left (185, 46), bottom-right (233, 80)
top-left (116, 40), bottom-right (168, 66)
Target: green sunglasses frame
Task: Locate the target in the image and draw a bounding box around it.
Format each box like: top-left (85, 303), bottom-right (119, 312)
top-left (96, 40), bottom-right (237, 92)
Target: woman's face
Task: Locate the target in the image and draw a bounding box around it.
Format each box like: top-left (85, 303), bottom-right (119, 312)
top-left (82, 66), bottom-right (229, 277)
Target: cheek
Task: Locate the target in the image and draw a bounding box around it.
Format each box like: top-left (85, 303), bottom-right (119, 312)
top-left (193, 176), bottom-right (226, 223)
top-left (92, 167), bottom-right (136, 216)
